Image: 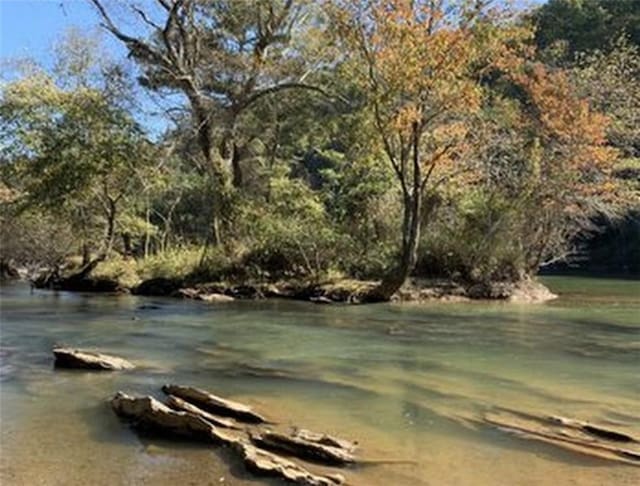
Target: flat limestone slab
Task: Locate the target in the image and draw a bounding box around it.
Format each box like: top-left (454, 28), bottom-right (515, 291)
top-left (165, 394), bottom-right (240, 429)
top-left (111, 392), bottom-right (238, 444)
top-left (293, 428), bottom-right (358, 453)
top-left (162, 384), bottom-right (267, 424)
top-left (461, 408), bottom-right (640, 467)
top-left (251, 430), bottom-right (356, 465)
top-left (111, 392), bottom-right (345, 485)
top-left (240, 443), bottom-right (345, 486)
top-left (53, 347), bottom-right (134, 371)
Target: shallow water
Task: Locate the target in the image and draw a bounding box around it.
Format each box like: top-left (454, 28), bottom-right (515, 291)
top-left (0, 277), bottom-right (639, 485)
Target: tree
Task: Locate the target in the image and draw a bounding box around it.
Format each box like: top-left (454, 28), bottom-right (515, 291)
top-left (532, 0), bottom-right (640, 64)
top-left (88, 0), bottom-right (331, 245)
top-left (572, 37), bottom-right (640, 157)
top-left (475, 61), bottom-right (621, 274)
top-left (329, 0), bottom-right (529, 300)
top-left (0, 31), bottom-right (151, 266)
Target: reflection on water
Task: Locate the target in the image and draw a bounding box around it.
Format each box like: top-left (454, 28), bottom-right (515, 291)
top-left (1, 277), bottom-right (639, 485)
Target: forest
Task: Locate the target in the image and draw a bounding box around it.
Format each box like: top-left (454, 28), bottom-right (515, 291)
top-left (1, 0), bottom-right (638, 302)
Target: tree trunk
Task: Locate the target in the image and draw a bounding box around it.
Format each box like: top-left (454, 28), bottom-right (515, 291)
top-left (231, 141), bottom-right (243, 188)
top-left (81, 242), bottom-right (91, 266)
top-left (122, 232), bottom-right (132, 257)
top-left (104, 197), bottom-right (117, 257)
top-left (188, 92), bottom-right (229, 247)
top-left (366, 123), bottom-right (422, 302)
top-left (144, 206), bottom-right (151, 258)
top-left (367, 192), bottom-right (422, 302)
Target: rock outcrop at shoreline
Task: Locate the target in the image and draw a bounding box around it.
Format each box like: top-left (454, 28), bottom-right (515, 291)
top-left (30, 264), bottom-right (557, 304)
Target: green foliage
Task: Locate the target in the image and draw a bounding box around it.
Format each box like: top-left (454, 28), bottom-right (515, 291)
top-left (3, 1), bottom-right (638, 288)
top-left (93, 255), bottom-right (141, 288)
top-left (237, 173), bottom-right (345, 280)
top-left (572, 37), bottom-right (640, 156)
top-left (418, 192), bottom-right (528, 283)
top-left (0, 206), bottom-right (76, 268)
top-left (136, 247), bottom-right (208, 281)
top-left (532, 0), bottom-right (640, 64)
top-left (1, 30), bottom-right (151, 259)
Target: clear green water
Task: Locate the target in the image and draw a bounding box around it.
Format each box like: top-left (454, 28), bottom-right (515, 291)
top-left (1, 277), bottom-right (639, 485)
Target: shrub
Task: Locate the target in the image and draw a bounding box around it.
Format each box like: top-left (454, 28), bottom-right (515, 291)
top-left (417, 192), bottom-right (528, 283)
top-left (235, 176), bottom-right (346, 280)
top-left (93, 255), bottom-right (140, 288)
top-left (137, 246), bottom-right (209, 281)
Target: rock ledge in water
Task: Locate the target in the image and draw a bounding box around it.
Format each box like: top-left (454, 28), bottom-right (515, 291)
top-left (165, 394), bottom-right (240, 429)
top-left (111, 392), bottom-right (238, 443)
top-left (462, 408), bottom-right (640, 466)
top-left (241, 443), bottom-right (345, 486)
top-left (251, 430), bottom-right (356, 465)
top-left (53, 347), bottom-right (134, 371)
top-left (111, 392), bottom-right (346, 486)
top-left (162, 384), bottom-right (267, 424)
top-left (293, 428), bottom-right (358, 453)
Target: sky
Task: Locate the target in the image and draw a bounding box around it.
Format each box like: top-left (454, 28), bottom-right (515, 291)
top-left (1, 0), bottom-right (547, 67)
top-left (0, 0), bottom-right (546, 136)
top-left (0, 0), bottom-right (127, 67)
top-left (0, 0), bottom-right (176, 137)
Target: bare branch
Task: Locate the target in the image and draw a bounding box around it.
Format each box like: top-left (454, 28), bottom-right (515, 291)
top-left (132, 6), bottom-right (161, 30)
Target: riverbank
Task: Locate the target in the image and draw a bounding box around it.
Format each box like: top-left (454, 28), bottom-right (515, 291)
top-left (22, 264), bottom-right (557, 304)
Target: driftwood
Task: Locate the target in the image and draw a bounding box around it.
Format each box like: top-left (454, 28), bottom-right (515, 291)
top-left (162, 384), bottom-right (267, 424)
top-left (53, 347), bottom-right (134, 371)
top-left (165, 394), bottom-right (240, 430)
top-left (251, 430), bottom-right (356, 466)
top-left (469, 408), bottom-right (640, 466)
top-left (240, 443), bottom-right (345, 486)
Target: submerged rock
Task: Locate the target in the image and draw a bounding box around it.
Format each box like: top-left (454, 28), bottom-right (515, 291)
top-left (548, 415), bottom-right (638, 443)
top-left (463, 408), bottom-right (640, 466)
top-left (250, 430), bottom-right (356, 466)
top-left (162, 384), bottom-right (267, 424)
top-left (292, 429), bottom-right (358, 453)
top-left (136, 304), bottom-right (162, 310)
top-left (240, 443), bottom-right (345, 486)
top-left (53, 347), bottom-right (134, 371)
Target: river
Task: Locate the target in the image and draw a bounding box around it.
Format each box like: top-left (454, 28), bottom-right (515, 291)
top-left (0, 277), bottom-right (638, 485)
